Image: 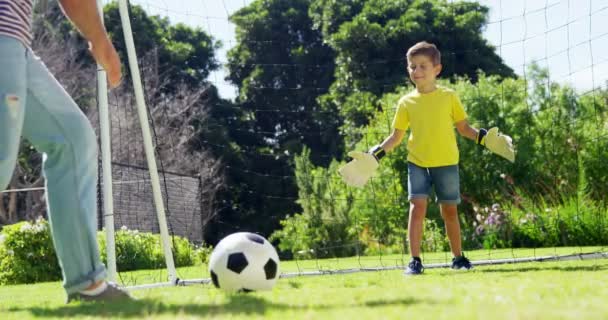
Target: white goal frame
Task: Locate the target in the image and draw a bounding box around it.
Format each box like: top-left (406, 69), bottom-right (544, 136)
top-left (97, 0), bottom-right (177, 287)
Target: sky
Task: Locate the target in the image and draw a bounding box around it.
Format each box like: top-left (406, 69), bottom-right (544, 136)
top-left (113, 0), bottom-right (608, 99)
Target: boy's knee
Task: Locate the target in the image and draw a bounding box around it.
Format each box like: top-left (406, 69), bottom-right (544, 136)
top-left (440, 205), bottom-right (458, 220)
top-left (410, 198), bottom-right (427, 209)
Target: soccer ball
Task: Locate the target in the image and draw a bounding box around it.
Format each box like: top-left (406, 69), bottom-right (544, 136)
top-left (208, 232), bottom-right (280, 292)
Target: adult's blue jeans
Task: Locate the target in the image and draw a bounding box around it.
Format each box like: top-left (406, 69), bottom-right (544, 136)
top-left (0, 36), bottom-right (106, 294)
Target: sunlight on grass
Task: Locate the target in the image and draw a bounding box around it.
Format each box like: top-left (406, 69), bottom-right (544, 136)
top-left (1, 248), bottom-right (607, 319)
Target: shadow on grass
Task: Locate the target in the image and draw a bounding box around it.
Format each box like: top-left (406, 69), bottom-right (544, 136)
top-left (10, 295), bottom-right (425, 318)
top-left (474, 263), bottom-right (608, 273)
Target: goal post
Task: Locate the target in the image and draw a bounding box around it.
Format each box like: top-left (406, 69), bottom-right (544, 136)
top-left (96, 0), bottom-right (117, 284)
top-left (97, 0), bottom-right (178, 286)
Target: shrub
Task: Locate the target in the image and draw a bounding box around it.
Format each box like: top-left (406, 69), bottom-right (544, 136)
top-left (0, 218), bottom-right (61, 285)
top-left (470, 204), bottom-right (512, 249)
top-left (97, 226), bottom-right (198, 271)
top-left (0, 219), bottom-right (202, 285)
top-left (270, 148), bottom-right (360, 259)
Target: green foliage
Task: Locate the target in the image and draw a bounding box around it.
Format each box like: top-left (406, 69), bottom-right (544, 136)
top-left (0, 219), bottom-right (202, 285)
top-left (219, 0), bottom-right (519, 243)
top-left (272, 62), bottom-right (608, 257)
top-left (270, 148), bottom-right (359, 258)
top-left (466, 195), bottom-right (608, 250)
top-left (0, 218), bottom-right (61, 285)
top-left (421, 219), bottom-right (451, 253)
top-left (314, 0), bottom-right (515, 144)
top-left (103, 2), bottom-right (220, 92)
top-left (97, 226), bottom-right (197, 271)
top-left (227, 0), bottom-right (337, 164)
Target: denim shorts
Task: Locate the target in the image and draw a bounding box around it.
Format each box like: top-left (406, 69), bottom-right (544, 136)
top-left (407, 162), bottom-right (461, 204)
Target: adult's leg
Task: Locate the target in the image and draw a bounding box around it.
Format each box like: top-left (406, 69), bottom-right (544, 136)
top-left (0, 37), bottom-right (27, 191)
top-left (22, 50), bottom-right (105, 294)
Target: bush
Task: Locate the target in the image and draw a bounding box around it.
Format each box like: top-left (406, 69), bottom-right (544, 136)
top-left (0, 218), bottom-right (61, 285)
top-left (270, 148), bottom-right (361, 259)
top-left (98, 226), bottom-right (198, 271)
top-left (0, 219), bottom-right (203, 285)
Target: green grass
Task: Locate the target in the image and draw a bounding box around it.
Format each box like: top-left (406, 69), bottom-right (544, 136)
top-left (2, 248), bottom-right (608, 319)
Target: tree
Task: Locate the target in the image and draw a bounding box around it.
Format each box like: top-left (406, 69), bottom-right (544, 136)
top-left (208, 0), bottom-right (339, 241)
top-left (312, 0), bottom-right (515, 147)
top-left (227, 0), bottom-right (338, 165)
top-left (103, 2), bottom-right (221, 93)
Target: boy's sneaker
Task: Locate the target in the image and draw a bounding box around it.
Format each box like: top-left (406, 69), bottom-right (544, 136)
top-left (404, 258), bottom-right (424, 275)
top-left (66, 282), bottom-right (133, 303)
top-left (451, 255), bottom-right (473, 270)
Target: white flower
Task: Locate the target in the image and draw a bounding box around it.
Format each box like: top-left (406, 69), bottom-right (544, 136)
top-left (20, 223), bottom-right (33, 232)
top-left (0, 233), bottom-right (5, 244)
top-left (33, 222), bottom-right (46, 233)
top-left (121, 225), bottom-right (128, 231)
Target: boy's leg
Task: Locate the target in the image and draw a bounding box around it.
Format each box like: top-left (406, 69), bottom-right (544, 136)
top-left (22, 50), bottom-right (106, 295)
top-left (408, 198), bottom-right (427, 257)
top-left (431, 165), bottom-right (470, 265)
top-left (407, 162), bottom-right (431, 258)
top-left (0, 37), bottom-right (27, 191)
top-left (439, 203), bottom-right (462, 257)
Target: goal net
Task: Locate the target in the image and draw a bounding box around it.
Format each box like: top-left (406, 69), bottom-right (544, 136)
top-left (91, 0), bottom-right (608, 288)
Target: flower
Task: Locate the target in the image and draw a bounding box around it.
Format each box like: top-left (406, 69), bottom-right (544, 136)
top-left (20, 223), bottom-right (33, 233)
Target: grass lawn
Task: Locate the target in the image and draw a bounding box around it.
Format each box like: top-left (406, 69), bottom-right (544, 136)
top-left (1, 248), bottom-right (607, 319)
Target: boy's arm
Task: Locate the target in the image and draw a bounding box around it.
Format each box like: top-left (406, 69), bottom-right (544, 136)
top-left (338, 129), bottom-right (405, 187)
top-left (455, 120), bottom-right (479, 141)
top-left (379, 129), bottom-right (406, 153)
top-left (455, 120), bottom-right (515, 162)
top-left (58, 0), bottom-right (122, 88)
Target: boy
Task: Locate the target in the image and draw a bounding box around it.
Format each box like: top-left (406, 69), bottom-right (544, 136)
top-left (0, 0), bottom-right (130, 301)
top-left (339, 41), bottom-right (515, 274)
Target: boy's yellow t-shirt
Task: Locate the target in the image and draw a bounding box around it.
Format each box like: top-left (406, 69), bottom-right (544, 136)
top-left (392, 86), bottom-right (467, 167)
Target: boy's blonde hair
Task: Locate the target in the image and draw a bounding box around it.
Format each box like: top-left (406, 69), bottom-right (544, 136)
top-left (406, 41), bottom-right (441, 65)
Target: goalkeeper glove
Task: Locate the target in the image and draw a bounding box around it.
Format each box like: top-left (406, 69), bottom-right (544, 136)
top-left (477, 127), bottom-right (516, 163)
top-left (338, 145), bottom-right (386, 188)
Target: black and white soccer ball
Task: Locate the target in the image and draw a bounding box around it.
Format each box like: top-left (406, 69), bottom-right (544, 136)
top-left (208, 232), bottom-right (280, 292)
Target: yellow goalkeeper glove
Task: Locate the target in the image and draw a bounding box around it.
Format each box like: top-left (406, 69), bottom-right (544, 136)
top-left (477, 127), bottom-right (515, 163)
top-left (338, 146), bottom-right (385, 188)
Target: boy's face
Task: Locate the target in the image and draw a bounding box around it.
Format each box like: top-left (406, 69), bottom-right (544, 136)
top-left (407, 54), bottom-right (442, 87)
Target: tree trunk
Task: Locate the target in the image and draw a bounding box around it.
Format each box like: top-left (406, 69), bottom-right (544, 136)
top-left (8, 188), bottom-right (17, 223)
top-left (0, 193), bottom-right (7, 224)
